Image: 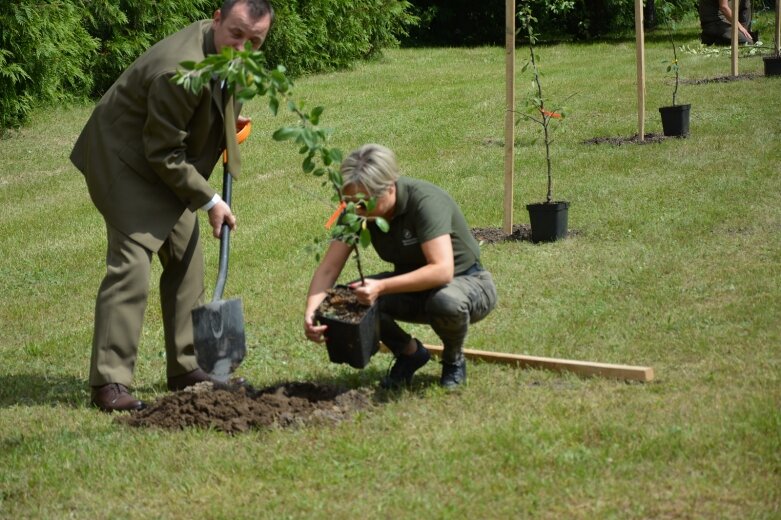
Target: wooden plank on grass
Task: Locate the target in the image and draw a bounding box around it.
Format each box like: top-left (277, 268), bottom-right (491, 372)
top-left (381, 343), bottom-right (654, 382)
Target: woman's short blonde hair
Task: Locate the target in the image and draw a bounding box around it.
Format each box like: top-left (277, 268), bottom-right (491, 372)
top-left (340, 144), bottom-right (399, 197)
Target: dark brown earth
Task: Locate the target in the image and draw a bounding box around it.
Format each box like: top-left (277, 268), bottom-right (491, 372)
top-left (471, 224), bottom-right (580, 243)
top-left (316, 285), bottom-right (370, 324)
top-left (116, 381), bottom-right (374, 434)
top-left (681, 72), bottom-right (759, 85)
top-left (582, 133), bottom-right (670, 146)
top-left (471, 224), bottom-right (532, 244)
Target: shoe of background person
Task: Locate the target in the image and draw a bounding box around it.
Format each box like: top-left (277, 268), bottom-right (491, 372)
top-left (91, 383), bottom-right (146, 412)
top-left (380, 340), bottom-right (431, 389)
top-left (440, 360), bottom-right (467, 389)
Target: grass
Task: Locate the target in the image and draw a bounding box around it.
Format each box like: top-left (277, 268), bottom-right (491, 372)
top-left (1, 14), bottom-right (780, 518)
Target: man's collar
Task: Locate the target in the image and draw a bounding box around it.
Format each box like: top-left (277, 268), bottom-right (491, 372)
top-left (204, 23), bottom-right (217, 56)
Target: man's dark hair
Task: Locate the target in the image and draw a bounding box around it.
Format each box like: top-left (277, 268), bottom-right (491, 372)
top-left (221, 0), bottom-right (275, 24)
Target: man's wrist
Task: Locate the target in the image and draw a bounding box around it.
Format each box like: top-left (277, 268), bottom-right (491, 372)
top-left (201, 193), bottom-right (221, 211)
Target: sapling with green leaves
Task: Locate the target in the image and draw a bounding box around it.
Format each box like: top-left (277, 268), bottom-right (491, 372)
top-left (172, 45), bottom-right (388, 283)
top-left (660, 1), bottom-right (682, 107)
top-left (516, 7), bottom-right (571, 205)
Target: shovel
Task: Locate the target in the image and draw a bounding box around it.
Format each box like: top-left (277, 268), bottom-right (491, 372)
top-left (191, 119), bottom-right (251, 383)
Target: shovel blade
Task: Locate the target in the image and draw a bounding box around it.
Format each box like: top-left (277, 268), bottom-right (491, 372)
top-left (192, 298), bottom-right (245, 383)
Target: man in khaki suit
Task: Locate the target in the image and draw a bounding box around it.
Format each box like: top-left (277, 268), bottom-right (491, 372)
top-left (70, 0), bottom-right (274, 412)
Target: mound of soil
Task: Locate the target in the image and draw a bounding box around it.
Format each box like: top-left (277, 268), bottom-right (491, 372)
top-left (472, 224), bottom-right (531, 244)
top-left (116, 381), bottom-right (374, 434)
top-left (682, 73), bottom-right (759, 85)
top-left (582, 133), bottom-right (669, 146)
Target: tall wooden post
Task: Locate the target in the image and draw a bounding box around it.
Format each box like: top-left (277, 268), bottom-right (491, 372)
top-left (731, 0), bottom-right (740, 75)
top-left (635, 0), bottom-right (646, 141)
top-left (776, 0), bottom-right (781, 56)
top-left (503, 0), bottom-right (515, 235)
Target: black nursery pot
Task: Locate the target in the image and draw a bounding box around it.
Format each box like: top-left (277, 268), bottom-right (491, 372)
top-left (764, 56), bottom-right (781, 77)
top-left (526, 201), bottom-right (569, 243)
top-left (659, 104), bottom-right (691, 137)
top-left (315, 303), bottom-right (379, 369)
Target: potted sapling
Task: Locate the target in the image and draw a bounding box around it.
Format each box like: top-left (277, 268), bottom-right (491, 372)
top-left (173, 45), bottom-right (388, 368)
top-left (517, 8), bottom-right (570, 242)
top-left (659, 2), bottom-right (691, 137)
top-left (763, 0), bottom-right (781, 76)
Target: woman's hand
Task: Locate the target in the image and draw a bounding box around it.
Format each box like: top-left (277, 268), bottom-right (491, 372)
top-left (349, 278), bottom-right (384, 306)
top-left (304, 314), bottom-right (328, 343)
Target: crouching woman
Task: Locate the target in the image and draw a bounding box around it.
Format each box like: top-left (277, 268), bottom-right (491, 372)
top-left (303, 144), bottom-right (497, 389)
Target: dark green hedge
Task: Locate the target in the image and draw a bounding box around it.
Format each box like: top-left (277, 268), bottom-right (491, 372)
top-left (264, 0), bottom-right (418, 76)
top-left (403, 0), bottom-right (697, 46)
top-left (0, 0), bottom-right (416, 134)
top-left (0, 1), bottom-right (97, 133)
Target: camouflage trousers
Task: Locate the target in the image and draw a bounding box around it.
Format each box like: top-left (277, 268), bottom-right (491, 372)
top-left (375, 269), bottom-right (497, 364)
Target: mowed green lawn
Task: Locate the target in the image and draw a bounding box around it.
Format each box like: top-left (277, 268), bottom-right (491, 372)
top-left (1, 19), bottom-right (779, 518)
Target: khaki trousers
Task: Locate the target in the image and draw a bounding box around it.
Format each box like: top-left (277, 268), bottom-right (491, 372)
top-left (89, 211), bottom-right (204, 387)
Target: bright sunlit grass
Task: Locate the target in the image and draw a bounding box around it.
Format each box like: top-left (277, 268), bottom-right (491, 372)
top-left (0, 15), bottom-right (779, 517)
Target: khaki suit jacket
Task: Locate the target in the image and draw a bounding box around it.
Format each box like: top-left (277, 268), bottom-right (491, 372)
top-left (71, 20), bottom-right (228, 251)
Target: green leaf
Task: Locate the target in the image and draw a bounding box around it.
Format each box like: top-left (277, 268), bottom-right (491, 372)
top-left (341, 212), bottom-right (359, 224)
top-left (329, 148), bottom-right (343, 164)
top-left (359, 227), bottom-right (372, 248)
top-left (310, 106), bottom-right (325, 125)
top-left (302, 155), bottom-right (315, 173)
top-left (269, 96), bottom-right (279, 116)
top-left (375, 217), bottom-right (390, 232)
top-left (272, 127), bottom-right (301, 141)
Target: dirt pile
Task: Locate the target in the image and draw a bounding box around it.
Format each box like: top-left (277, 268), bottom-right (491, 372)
top-left (472, 224), bottom-right (531, 244)
top-left (116, 381), bottom-right (374, 434)
top-left (582, 133), bottom-right (669, 146)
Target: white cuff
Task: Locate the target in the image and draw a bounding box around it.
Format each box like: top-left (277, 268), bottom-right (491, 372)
top-left (201, 193), bottom-right (221, 211)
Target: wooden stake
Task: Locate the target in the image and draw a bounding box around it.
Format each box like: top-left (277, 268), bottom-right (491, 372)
top-left (635, 0), bottom-right (646, 141)
top-left (775, 0), bottom-right (780, 57)
top-left (503, 0), bottom-right (515, 235)
top-left (732, 0), bottom-right (740, 76)
top-left (381, 343), bottom-right (655, 382)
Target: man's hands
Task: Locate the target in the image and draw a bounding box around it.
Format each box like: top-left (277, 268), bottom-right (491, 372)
top-left (207, 200), bottom-right (236, 238)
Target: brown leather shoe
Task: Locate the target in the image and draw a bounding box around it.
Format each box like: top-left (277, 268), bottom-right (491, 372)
top-left (167, 368), bottom-right (247, 391)
top-left (91, 383), bottom-right (146, 412)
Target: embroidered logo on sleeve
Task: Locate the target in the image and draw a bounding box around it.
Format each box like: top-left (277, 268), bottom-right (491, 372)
top-left (401, 229), bottom-right (418, 246)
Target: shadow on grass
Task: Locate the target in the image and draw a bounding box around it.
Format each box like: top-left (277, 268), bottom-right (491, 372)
top-left (0, 373), bottom-right (86, 408)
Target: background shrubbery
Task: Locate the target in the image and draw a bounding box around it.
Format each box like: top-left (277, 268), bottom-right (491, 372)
top-left (403, 0), bottom-right (699, 45)
top-left (0, 0), bottom-right (417, 135)
top-left (0, 1), bottom-right (97, 134)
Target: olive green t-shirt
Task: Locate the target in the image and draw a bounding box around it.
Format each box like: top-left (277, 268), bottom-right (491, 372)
top-left (368, 177), bottom-right (480, 275)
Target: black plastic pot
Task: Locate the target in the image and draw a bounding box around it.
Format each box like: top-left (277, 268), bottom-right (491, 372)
top-left (315, 301), bottom-right (379, 369)
top-left (764, 56), bottom-right (781, 77)
top-left (659, 104), bottom-right (691, 137)
top-left (526, 201), bottom-right (569, 243)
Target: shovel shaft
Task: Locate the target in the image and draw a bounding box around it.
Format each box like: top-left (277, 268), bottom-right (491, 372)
top-left (213, 165), bottom-right (233, 302)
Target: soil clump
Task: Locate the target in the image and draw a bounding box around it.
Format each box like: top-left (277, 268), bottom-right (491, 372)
top-left (472, 224), bottom-right (531, 244)
top-left (681, 73), bottom-right (759, 85)
top-left (316, 285), bottom-right (370, 324)
top-left (582, 133), bottom-right (669, 146)
top-left (116, 381), bottom-right (374, 434)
